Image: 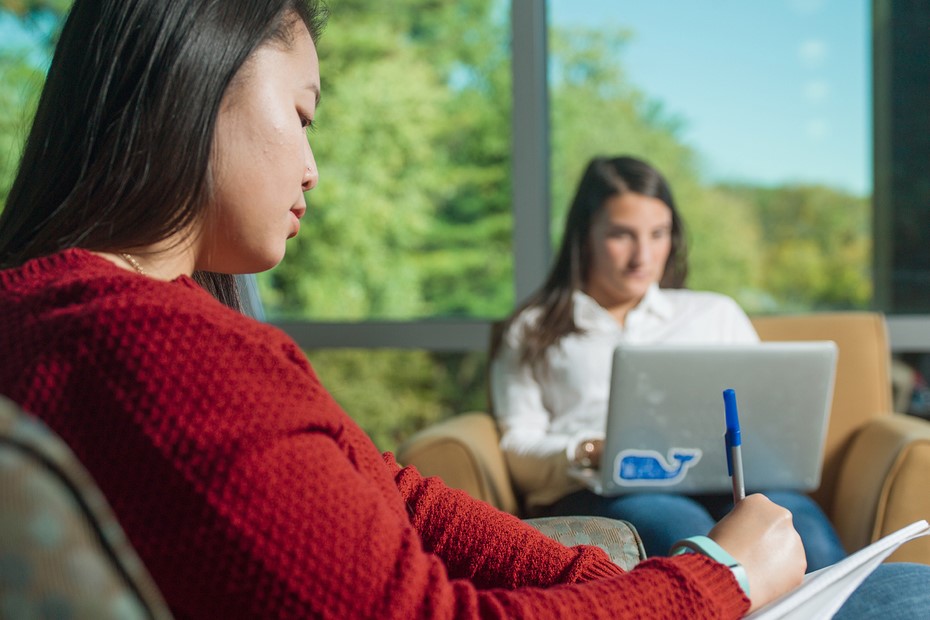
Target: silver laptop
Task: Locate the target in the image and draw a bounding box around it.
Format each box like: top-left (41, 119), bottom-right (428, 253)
top-left (569, 342), bottom-right (837, 496)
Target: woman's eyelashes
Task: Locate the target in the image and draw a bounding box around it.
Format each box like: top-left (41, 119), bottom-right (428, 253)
top-left (298, 111), bottom-right (316, 132)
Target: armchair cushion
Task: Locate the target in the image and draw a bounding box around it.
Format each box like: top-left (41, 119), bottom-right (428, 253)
top-left (833, 413), bottom-right (930, 563)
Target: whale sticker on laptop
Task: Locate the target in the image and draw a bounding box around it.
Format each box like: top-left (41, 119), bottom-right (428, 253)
top-left (613, 448), bottom-right (702, 487)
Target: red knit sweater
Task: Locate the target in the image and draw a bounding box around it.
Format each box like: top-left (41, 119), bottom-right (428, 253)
top-left (0, 249), bottom-right (749, 619)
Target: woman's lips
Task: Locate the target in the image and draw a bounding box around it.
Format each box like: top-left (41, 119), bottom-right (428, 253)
top-left (623, 268), bottom-right (652, 280)
top-left (288, 205), bottom-right (306, 238)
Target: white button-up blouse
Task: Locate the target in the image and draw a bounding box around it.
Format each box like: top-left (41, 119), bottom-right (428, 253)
top-left (490, 285), bottom-right (758, 510)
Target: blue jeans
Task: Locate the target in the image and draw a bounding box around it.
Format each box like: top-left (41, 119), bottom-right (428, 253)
top-left (834, 563), bottom-right (930, 619)
top-left (543, 489), bottom-right (847, 571)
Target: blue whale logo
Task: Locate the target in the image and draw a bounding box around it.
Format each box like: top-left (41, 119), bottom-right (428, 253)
top-left (613, 448), bottom-right (702, 486)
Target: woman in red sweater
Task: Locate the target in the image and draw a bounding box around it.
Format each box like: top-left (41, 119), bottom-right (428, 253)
top-left (0, 0), bottom-right (927, 618)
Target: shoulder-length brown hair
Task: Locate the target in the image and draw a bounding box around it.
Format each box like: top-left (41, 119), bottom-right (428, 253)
top-left (492, 155), bottom-right (688, 366)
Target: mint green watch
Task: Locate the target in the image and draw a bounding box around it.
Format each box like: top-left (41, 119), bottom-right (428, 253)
top-left (670, 535), bottom-right (750, 597)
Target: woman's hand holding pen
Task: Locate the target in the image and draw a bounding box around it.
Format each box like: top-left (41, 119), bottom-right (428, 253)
top-left (708, 493), bottom-right (807, 612)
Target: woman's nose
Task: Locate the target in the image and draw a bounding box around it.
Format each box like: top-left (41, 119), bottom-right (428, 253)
top-left (302, 147), bottom-right (319, 191)
top-left (302, 166), bottom-right (317, 191)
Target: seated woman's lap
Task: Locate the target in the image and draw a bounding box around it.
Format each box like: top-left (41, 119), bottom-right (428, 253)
top-left (543, 489), bottom-right (846, 569)
top-left (834, 563), bottom-right (930, 619)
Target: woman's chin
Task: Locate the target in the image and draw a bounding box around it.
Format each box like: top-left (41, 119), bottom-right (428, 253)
top-left (255, 243), bottom-right (290, 272)
top-left (213, 252), bottom-right (286, 275)
top-left (257, 252), bottom-right (287, 273)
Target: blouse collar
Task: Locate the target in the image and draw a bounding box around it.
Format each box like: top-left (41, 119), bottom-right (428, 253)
top-left (572, 283), bottom-right (674, 329)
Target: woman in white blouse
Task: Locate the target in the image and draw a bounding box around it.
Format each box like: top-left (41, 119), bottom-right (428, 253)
top-left (490, 155), bottom-right (846, 570)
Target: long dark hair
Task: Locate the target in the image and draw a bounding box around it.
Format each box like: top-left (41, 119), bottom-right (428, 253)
top-left (0, 0), bottom-right (327, 309)
top-left (492, 155), bottom-right (688, 366)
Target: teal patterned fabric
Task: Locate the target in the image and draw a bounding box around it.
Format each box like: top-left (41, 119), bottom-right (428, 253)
top-left (0, 396), bottom-right (173, 619)
top-left (525, 516), bottom-right (647, 571)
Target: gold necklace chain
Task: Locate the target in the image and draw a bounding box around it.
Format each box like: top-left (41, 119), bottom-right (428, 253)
top-left (119, 252), bottom-right (146, 276)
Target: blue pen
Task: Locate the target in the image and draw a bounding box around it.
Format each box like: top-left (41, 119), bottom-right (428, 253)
top-left (723, 388), bottom-right (746, 503)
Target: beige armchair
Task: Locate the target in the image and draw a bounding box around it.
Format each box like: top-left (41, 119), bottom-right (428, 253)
top-left (397, 312), bottom-right (930, 564)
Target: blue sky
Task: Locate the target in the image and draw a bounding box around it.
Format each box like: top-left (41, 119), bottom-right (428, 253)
top-left (0, 11), bottom-right (32, 47)
top-left (549, 0), bottom-right (871, 196)
top-left (0, 9), bottom-right (57, 65)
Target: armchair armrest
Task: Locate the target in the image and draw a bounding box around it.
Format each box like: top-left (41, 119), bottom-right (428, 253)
top-left (832, 413), bottom-right (930, 563)
top-left (524, 516), bottom-right (646, 571)
top-left (397, 412), bottom-right (520, 515)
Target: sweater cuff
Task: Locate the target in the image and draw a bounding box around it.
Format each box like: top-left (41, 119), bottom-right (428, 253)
top-left (648, 553), bottom-right (750, 618)
top-left (560, 545), bottom-right (626, 584)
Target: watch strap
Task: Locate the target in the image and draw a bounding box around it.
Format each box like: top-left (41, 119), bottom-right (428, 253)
top-left (670, 535), bottom-right (750, 597)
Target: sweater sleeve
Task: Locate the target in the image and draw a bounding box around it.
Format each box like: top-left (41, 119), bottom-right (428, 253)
top-left (182, 414), bottom-right (749, 619)
top-left (381, 455), bottom-right (749, 619)
top-left (385, 452), bottom-right (623, 588)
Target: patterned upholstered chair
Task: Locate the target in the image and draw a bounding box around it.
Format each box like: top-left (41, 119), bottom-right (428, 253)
top-left (0, 395), bottom-right (173, 619)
